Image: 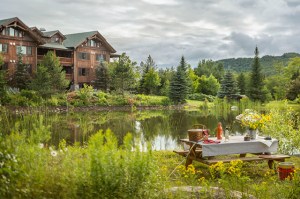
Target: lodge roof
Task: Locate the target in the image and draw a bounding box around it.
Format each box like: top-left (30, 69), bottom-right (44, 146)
top-left (43, 30), bottom-right (66, 40)
top-left (39, 43), bottom-right (70, 50)
top-left (64, 31), bottom-right (116, 53)
top-left (0, 17), bottom-right (45, 45)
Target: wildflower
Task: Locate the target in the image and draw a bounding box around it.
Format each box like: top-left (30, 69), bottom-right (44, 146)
top-left (51, 151), bottom-right (58, 157)
top-left (39, 143), bottom-right (44, 149)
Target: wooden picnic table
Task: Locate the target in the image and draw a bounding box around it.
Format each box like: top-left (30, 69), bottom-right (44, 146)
top-left (174, 136), bottom-right (290, 169)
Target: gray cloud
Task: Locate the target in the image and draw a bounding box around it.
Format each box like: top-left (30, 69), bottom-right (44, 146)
top-left (1, 0), bottom-right (300, 68)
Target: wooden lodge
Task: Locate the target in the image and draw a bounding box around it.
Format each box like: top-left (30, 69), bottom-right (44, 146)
top-left (0, 17), bottom-right (118, 89)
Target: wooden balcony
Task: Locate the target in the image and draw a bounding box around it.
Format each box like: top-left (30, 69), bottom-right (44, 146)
top-left (37, 55), bottom-right (73, 65)
top-left (58, 57), bottom-right (73, 65)
top-left (65, 74), bottom-right (73, 80)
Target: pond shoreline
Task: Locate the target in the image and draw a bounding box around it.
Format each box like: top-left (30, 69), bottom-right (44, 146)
top-left (4, 104), bottom-right (187, 114)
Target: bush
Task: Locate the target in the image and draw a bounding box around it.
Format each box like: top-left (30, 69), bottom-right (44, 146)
top-left (187, 93), bottom-right (216, 102)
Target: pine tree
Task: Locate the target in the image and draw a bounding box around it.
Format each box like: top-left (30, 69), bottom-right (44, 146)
top-left (248, 47), bottom-right (267, 102)
top-left (11, 52), bottom-right (31, 90)
top-left (30, 51), bottom-right (69, 96)
top-left (0, 53), bottom-right (7, 103)
top-left (29, 64), bottom-right (52, 97)
top-left (169, 57), bottom-right (189, 104)
top-left (40, 51), bottom-right (69, 93)
top-left (217, 70), bottom-right (239, 98)
top-left (95, 61), bottom-right (110, 92)
top-left (139, 55), bottom-right (155, 94)
top-left (237, 72), bottom-right (246, 95)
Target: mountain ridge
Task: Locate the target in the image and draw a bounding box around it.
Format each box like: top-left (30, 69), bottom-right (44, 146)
top-left (217, 52), bottom-right (300, 75)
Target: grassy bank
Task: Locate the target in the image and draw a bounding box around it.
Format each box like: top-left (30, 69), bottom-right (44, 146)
top-left (1, 128), bottom-right (300, 199)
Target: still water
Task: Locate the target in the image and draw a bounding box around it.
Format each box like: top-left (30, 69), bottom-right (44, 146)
top-left (0, 110), bottom-right (245, 150)
top-left (10, 109), bottom-right (246, 150)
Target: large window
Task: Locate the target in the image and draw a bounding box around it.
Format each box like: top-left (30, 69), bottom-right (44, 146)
top-left (78, 68), bottom-right (89, 76)
top-left (3, 28), bottom-right (23, 37)
top-left (0, 43), bottom-right (8, 53)
top-left (16, 46), bottom-right (32, 55)
top-left (96, 54), bottom-right (106, 62)
top-left (77, 52), bottom-right (90, 60)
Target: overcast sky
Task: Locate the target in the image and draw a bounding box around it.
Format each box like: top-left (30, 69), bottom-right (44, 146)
top-left (1, 0), bottom-right (300, 68)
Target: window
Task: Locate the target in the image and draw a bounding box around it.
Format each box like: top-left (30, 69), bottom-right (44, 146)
top-left (51, 37), bottom-right (60, 43)
top-left (0, 62), bottom-right (8, 70)
top-left (3, 28), bottom-right (23, 37)
top-left (16, 46), bottom-right (33, 55)
top-left (0, 43), bottom-right (8, 53)
top-left (87, 39), bottom-right (99, 47)
top-left (78, 68), bottom-right (89, 76)
top-left (63, 66), bottom-right (73, 74)
top-left (77, 52), bottom-right (90, 60)
top-left (96, 54), bottom-right (106, 62)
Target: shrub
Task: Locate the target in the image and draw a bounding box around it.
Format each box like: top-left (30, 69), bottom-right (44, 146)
top-left (187, 93), bottom-right (216, 102)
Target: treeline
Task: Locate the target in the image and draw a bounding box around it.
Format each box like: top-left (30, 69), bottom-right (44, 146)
top-left (0, 47), bottom-right (299, 106)
top-left (218, 52), bottom-right (300, 75)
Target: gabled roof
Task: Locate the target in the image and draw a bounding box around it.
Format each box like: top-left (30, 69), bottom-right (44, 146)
top-left (64, 31), bottom-right (116, 53)
top-left (43, 30), bottom-right (66, 40)
top-left (0, 17), bottom-right (45, 44)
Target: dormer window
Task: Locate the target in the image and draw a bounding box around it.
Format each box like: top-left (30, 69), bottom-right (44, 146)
top-left (51, 36), bottom-right (60, 43)
top-left (87, 39), bottom-right (99, 47)
top-left (2, 27), bottom-right (23, 37)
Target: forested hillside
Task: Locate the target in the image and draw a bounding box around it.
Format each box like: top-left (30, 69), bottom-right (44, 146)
top-left (218, 52), bottom-right (300, 75)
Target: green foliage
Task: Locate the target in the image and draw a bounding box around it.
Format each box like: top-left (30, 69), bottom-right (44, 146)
top-left (94, 61), bottom-right (110, 92)
top-left (219, 52), bottom-right (300, 75)
top-left (32, 51), bottom-right (69, 95)
top-left (187, 93), bottom-right (216, 102)
top-left (29, 64), bottom-right (52, 97)
top-left (197, 74), bottom-right (220, 96)
top-left (110, 53), bottom-right (137, 95)
top-left (10, 52), bottom-right (31, 90)
top-left (237, 72), bottom-right (246, 95)
top-left (262, 102), bottom-right (300, 154)
top-left (249, 47), bottom-right (267, 102)
top-left (0, 53), bottom-right (7, 104)
top-left (195, 59), bottom-right (224, 81)
top-left (218, 70), bottom-right (239, 99)
top-left (157, 68), bottom-right (174, 96)
top-left (169, 57), bottom-right (189, 104)
top-left (75, 84), bottom-right (94, 105)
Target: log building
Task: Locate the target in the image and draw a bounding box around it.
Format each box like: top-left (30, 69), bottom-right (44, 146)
top-left (0, 17), bottom-right (118, 89)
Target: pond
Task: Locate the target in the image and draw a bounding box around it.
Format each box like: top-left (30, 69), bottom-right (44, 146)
top-left (3, 109), bottom-right (246, 150)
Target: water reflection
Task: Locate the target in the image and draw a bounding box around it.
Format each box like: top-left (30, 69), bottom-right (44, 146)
top-left (9, 110), bottom-right (246, 150)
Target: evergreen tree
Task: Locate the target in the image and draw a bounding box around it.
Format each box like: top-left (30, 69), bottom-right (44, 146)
top-left (40, 51), bottom-right (69, 92)
top-left (286, 76), bottom-right (300, 100)
top-left (110, 53), bottom-right (136, 95)
top-left (248, 47), bottom-right (267, 102)
top-left (169, 58), bottom-right (188, 104)
top-left (0, 54), bottom-right (7, 103)
top-left (95, 61), bottom-right (110, 92)
top-left (11, 52), bottom-right (31, 90)
top-left (29, 64), bottom-right (52, 97)
top-left (217, 70), bottom-right (239, 98)
top-left (237, 72), bottom-right (246, 95)
top-left (30, 51), bottom-right (69, 96)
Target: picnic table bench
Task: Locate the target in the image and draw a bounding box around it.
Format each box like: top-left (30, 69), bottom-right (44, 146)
top-left (174, 136), bottom-right (290, 169)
